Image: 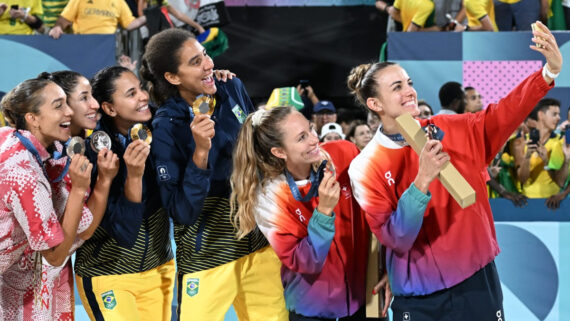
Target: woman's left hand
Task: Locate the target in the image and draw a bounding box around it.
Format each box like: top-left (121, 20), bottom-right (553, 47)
top-left (373, 270), bottom-right (393, 318)
top-left (531, 21), bottom-right (563, 77)
top-left (213, 69), bottom-right (236, 82)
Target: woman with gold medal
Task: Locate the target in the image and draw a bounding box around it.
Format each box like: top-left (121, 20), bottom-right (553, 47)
top-left (140, 28), bottom-right (287, 321)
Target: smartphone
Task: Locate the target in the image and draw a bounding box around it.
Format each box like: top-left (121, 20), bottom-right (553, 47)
top-left (299, 79), bottom-right (309, 89)
top-left (445, 13), bottom-right (457, 30)
top-left (529, 128), bottom-right (540, 145)
top-left (565, 125), bottom-right (570, 145)
top-left (10, 4), bottom-right (19, 9)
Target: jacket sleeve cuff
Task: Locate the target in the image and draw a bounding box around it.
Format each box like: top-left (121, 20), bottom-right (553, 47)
top-left (408, 182), bottom-right (432, 204)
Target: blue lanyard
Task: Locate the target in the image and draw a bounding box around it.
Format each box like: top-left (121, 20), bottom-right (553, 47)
top-left (14, 132), bottom-right (70, 183)
top-left (284, 160), bottom-right (328, 202)
top-left (380, 125), bottom-right (406, 142)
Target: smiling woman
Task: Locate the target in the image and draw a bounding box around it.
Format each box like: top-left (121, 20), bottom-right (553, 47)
top-left (347, 21), bottom-right (562, 321)
top-left (0, 77), bottom-right (93, 320)
top-left (230, 106), bottom-right (391, 320)
top-left (71, 66), bottom-right (176, 321)
top-left (140, 28), bottom-right (287, 321)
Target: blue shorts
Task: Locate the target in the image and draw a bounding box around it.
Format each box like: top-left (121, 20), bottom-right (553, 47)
top-left (391, 261), bottom-right (504, 321)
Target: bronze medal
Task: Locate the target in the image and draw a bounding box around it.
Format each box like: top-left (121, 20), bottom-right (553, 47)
top-left (192, 95), bottom-right (216, 116)
top-left (130, 123), bottom-right (152, 144)
top-left (90, 131), bottom-right (112, 152)
top-left (66, 136), bottom-right (85, 157)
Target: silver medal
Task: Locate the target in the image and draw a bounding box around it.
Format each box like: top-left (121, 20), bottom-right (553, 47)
top-left (90, 131), bottom-right (112, 152)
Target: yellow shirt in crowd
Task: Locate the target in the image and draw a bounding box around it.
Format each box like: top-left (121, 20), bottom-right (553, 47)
top-left (522, 134), bottom-right (565, 198)
top-left (394, 0), bottom-right (435, 31)
top-left (464, 0), bottom-right (498, 31)
top-left (60, 0), bottom-right (135, 34)
top-left (0, 0), bottom-right (43, 34)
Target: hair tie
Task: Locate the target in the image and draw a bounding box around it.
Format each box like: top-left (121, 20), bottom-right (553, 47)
top-left (251, 109), bottom-right (266, 127)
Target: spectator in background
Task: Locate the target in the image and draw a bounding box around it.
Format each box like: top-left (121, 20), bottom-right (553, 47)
top-left (557, 105), bottom-right (569, 132)
top-left (465, 86), bottom-right (483, 113)
top-left (464, 0), bottom-right (498, 30)
top-left (137, 0), bottom-right (204, 37)
top-left (296, 83), bottom-right (320, 120)
top-left (337, 107), bottom-right (367, 136)
top-left (435, 0), bottom-right (467, 30)
top-left (320, 122), bottom-right (345, 142)
top-left (513, 98), bottom-right (569, 208)
top-left (0, 0), bottom-right (43, 34)
top-left (48, 0), bottom-right (146, 38)
top-left (418, 99), bottom-right (433, 119)
top-left (487, 140), bottom-right (528, 207)
top-left (375, 0), bottom-right (440, 31)
top-left (313, 100), bottom-right (337, 135)
top-left (564, 0), bottom-right (570, 31)
top-left (165, 0), bottom-right (197, 28)
top-left (367, 110), bottom-right (381, 134)
top-left (346, 120), bottom-right (373, 151)
top-left (41, 0), bottom-right (67, 29)
top-left (493, 0), bottom-right (539, 30)
top-left (437, 81), bottom-right (466, 115)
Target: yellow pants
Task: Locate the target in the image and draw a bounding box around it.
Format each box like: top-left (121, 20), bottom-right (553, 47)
top-left (178, 246), bottom-right (288, 321)
top-left (76, 259), bottom-right (176, 321)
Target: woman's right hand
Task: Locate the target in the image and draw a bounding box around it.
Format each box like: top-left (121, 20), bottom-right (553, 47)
top-left (530, 21), bottom-right (562, 80)
top-left (124, 140), bottom-right (150, 178)
top-left (316, 170), bottom-right (340, 216)
top-left (414, 139), bottom-right (450, 194)
top-left (191, 114), bottom-right (215, 153)
top-left (68, 154), bottom-right (93, 191)
top-left (96, 148), bottom-right (120, 183)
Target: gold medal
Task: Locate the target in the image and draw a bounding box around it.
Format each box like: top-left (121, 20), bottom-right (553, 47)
top-left (192, 94), bottom-right (216, 116)
top-left (66, 136), bottom-right (85, 157)
top-left (90, 131), bottom-right (112, 152)
top-left (130, 123), bottom-right (152, 144)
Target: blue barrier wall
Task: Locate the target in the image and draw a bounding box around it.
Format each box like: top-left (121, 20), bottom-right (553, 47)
top-left (387, 31), bottom-right (570, 122)
top-left (72, 199), bottom-right (570, 321)
top-left (0, 35), bottom-right (115, 97)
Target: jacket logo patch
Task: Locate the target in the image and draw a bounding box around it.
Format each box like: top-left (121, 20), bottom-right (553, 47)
top-left (385, 171), bottom-right (395, 186)
top-left (232, 105), bottom-right (246, 124)
top-left (295, 208), bottom-right (306, 222)
top-left (101, 290), bottom-right (117, 310)
top-left (157, 165), bottom-right (171, 181)
top-left (187, 278), bottom-right (199, 297)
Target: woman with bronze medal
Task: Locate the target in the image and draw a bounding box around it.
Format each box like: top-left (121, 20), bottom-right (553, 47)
top-left (72, 66), bottom-right (176, 321)
top-left (0, 76), bottom-right (92, 320)
top-left (14, 71), bottom-right (121, 321)
top-left (140, 28), bottom-right (287, 321)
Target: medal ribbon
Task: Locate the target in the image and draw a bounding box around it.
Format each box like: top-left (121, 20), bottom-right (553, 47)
top-left (14, 132), bottom-right (69, 183)
top-left (285, 160), bottom-right (328, 202)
